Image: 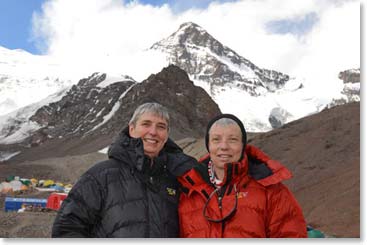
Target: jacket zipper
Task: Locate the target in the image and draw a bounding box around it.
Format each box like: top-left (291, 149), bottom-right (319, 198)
top-left (218, 195), bottom-right (225, 237)
top-left (144, 178), bottom-right (150, 237)
top-left (145, 159), bottom-right (154, 237)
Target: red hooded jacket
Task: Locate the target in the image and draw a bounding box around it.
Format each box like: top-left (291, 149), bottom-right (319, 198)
top-left (178, 144), bottom-right (307, 238)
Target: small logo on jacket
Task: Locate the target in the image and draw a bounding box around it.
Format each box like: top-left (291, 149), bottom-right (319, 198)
top-left (166, 187), bottom-right (177, 196)
top-left (237, 191), bottom-right (248, 198)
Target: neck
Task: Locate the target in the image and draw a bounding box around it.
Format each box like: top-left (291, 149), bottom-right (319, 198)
top-left (214, 166), bottom-right (225, 181)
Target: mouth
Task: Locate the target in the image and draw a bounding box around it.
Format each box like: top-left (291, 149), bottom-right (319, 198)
top-left (217, 154), bottom-right (232, 160)
top-left (144, 138), bottom-right (159, 144)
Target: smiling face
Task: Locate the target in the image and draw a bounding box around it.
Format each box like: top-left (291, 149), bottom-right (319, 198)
top-left (208, 123), bottom-right (243, 173)
top-left (129, 112), bottom-right (169, 158)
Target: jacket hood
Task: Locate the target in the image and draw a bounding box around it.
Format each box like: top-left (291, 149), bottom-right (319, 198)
top-left (179, 144), bottom-right (292, 192)
top-left (245, 144), bottom-right (292, 186)
top-left (108, 127), bottom-right (195, 176)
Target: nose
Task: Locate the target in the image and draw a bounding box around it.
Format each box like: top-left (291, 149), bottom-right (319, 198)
top-left (218, 140), bottom-right (229, 150)
top-left (148, 126), bottom-right (157, 135)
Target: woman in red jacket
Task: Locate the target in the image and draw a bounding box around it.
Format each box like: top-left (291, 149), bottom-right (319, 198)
top-left (178, 114), bottom-right (307, 238)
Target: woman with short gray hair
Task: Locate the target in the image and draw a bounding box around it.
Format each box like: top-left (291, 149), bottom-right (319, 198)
top-left (52, 102), bottom-right (196, 237)
top-left (178, 113), bottom-right (307, 238)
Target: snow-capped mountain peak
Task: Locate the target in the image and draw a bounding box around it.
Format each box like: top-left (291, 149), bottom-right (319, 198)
top-left (149, 22), bottom-right (359, 132)
top-left (154, 22), bottom-right (218, 49)
top-left (151, 22), bottom-right (290, 98)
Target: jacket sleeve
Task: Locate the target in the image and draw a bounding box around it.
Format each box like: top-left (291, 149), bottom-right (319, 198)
top-left (51, 173), bottom-right (104, 238)
top-left (265, 183), bottom-right (307, 238)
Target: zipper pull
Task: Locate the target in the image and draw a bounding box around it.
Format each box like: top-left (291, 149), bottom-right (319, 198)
top-left (218, 196), bottom-right (222, 209)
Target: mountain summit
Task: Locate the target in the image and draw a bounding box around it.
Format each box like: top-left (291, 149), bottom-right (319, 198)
top-left (151, 22), bottom-right (290, 97)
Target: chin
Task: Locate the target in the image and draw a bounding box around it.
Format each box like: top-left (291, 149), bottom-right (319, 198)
top-left (145, 150), bottom-right (159, 157)
top-left (213, 161), bottom-right (226, 168)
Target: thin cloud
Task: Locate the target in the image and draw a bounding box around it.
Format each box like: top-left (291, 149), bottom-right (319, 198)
top-left (31, 0), bottom-right (360, 89)
top-left (126, 0), bottom-right (240, 13)
top-left (265, 12), bottom-right (319, 36)
top-left (168, 0), bottom-right (239, 13)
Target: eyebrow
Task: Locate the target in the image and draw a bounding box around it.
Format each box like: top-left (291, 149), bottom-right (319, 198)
top-left (157, 122), bottom-right (168, 127)
top-left (140, 120), bottom-right (167, 127)
top-left (210, 134), bottom-right (240, 137)
top-left (210, 134), bottom-right (241, 140)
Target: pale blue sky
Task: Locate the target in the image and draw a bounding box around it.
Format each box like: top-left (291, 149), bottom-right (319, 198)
top-left (0, 0), bottom-right (44, 53)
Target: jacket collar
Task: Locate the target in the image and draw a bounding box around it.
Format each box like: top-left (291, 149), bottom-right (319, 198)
top-left (245, 144), bottom-right (292, 186)
top-left (179, 151), bottom-right (249, 198)
top-left (108, 126), bottom-right (146, 171)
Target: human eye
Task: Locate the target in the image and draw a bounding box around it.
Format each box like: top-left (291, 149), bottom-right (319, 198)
top-left (211, 137), bottom-right (220, 143)
top-left (229, 137), bottom-right (239, 142)
top-left (140, 121), bottom-right (150, 127)
top-left (157, 124), bottom-right (167, 130)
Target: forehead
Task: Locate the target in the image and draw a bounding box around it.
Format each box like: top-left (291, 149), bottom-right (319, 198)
top-left (209, 123), bottom-right (242, 136)
top-left (137, 112), bottom-right (168, 124)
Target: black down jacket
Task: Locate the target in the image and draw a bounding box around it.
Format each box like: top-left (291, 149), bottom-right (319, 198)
top-left (52, 128), bottom-right (196, 237)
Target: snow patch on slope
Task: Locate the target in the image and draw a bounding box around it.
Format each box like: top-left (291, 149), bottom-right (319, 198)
top-left (0, 87), bottom-right (69, 144)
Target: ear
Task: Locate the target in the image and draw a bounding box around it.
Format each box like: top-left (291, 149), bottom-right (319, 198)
top-left (128, 123), bottom-right (134, 136)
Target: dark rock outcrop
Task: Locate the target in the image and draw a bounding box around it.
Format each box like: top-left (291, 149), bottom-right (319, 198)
top-left (338, 68), bottom-right (360, 84)
top-left (1, 65), bottom-right (221, 162)
top-left (268, 107), bottom-right (293, 129)
top-left (28, 73), bottom-right (135, 146)
top-left (106, 64), bottom-right (221, 140)
top-left (329, 68), bottom-right (360, 108)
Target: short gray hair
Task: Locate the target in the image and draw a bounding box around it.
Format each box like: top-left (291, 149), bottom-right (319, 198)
top-left (209, 118), bottom-right (239, 133)
top-left (129, 102), bottom-right (170, 129)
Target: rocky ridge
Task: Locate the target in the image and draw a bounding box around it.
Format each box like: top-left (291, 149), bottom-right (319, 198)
top-left (0, 65), bottom-right (221, 163)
